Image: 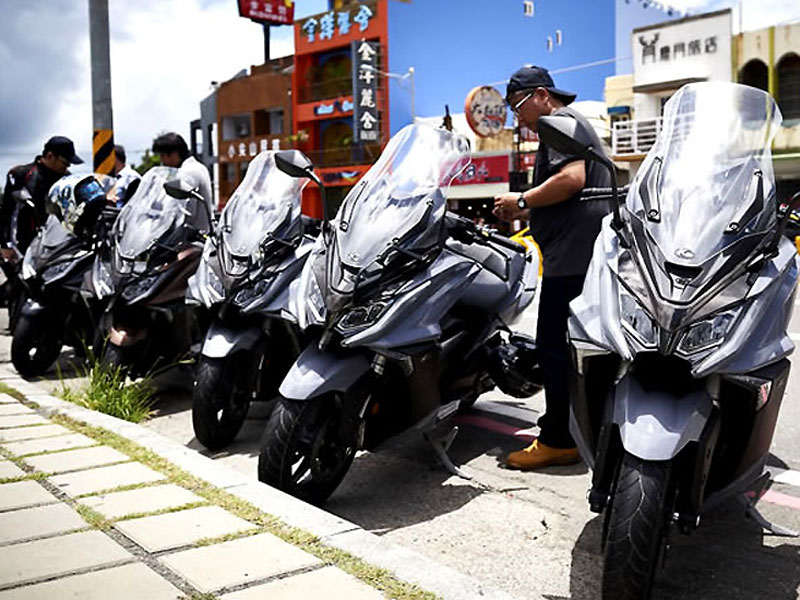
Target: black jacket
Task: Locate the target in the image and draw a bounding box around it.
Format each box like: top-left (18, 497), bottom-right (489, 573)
top-left (0, 158), bottom-right (64, 253)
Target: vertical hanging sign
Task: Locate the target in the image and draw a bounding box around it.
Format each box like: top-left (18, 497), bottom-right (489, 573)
top-left (352, 40), bottom-right (380, 143)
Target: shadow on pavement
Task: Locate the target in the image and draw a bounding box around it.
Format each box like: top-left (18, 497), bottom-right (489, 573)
top-left (551, 500), bottom-right (800, 600)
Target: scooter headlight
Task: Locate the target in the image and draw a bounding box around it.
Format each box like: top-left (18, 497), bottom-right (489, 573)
top-left (679, 308), bottom-right (740, 354)
top-left (121, 273), bottom-right (160, 302)
top-left (337, 300), bottom-right (388, 331)
top-left (619, 287), bottom-right (657, 346)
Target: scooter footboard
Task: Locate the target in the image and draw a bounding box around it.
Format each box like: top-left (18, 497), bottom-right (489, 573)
top-left (279, 343), bottom-right (370, 401)
top-left (613, 373), bottom-right (713, 461)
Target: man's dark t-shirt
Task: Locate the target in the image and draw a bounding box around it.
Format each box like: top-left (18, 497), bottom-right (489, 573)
top-left (529, 106), bottom-right (612, 277)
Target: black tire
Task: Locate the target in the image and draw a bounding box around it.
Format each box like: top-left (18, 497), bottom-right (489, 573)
top-left (11, 314), bottom-right (63, 378)
top-left (602, 453), bottom-right (673, 600)
top-left (192, 355), bottom-right (252, 450)
top-left (258, 396), bottom-right (357, 506)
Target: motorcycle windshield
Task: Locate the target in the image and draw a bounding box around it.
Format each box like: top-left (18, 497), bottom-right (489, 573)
top-left (332, 124), bottom-right (470, 287)
top-left (221, 152), bottom-right (307, 257)
top-left (114, 167), bottom-right (183, 259)
top-left (629, 82), bottom-right (782, 265)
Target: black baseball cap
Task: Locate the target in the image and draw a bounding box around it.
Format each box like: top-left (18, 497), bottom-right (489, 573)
top-left (43, 136), bottom-right (84, 165)
top-left (506, 65), bottom-right (576, 106)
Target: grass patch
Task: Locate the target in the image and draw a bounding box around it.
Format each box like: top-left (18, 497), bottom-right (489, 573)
top-left (75, 503), bottom-right (112, 531)
top-left (58, 354), bottom-right (155, 423)
top-left (0, 382), bottom-right (28, 403)
top-left (46, 413), bottom-right (439, 600)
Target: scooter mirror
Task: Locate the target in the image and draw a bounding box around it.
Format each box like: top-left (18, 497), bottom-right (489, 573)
top-left (274, 150), bottom-right (321, 187)
top-left (164, 179), bottom-right (195, 200)
top-left (537, 115), bottom-right (595, 157)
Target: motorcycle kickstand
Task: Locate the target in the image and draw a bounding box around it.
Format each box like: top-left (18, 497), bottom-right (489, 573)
top-left (423, 425), bottom-right (472, 480)
top-left (739, 494), bottom-right (799, 537)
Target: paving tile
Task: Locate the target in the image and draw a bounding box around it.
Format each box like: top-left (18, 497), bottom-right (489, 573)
top-left (161, 532), bottom-right (321, 592)
top-left (0, 394), bottom-right (18, 404)
top-left (115, 506), bottom-right (254, 552)
top-left (49, 462), bottom-right (165, 497)
top-left (81, 484), bottom-right (204, 520)
top-left (0, 503), bottom-right (87, 544)
top-left (0, 563), bottom-right (181, 600)
top-left (222, 566), bottom-right (385, 600)
top-left (0, 461), bottom-right (25, 480)
top-left (2, 433), bottom-right (97, 457)
top-left (0, 530), bottom-right (132, 587)
top-left (0, 481), bottom-right (57, 511)
top-left (0, 424), bottom-right (71, 443)
top-left (24, 446), bottom-right (129, 475)
top-left (0, 404), bottom-right (34, 416)
top-left (0, 415), bottom-right (49, 429)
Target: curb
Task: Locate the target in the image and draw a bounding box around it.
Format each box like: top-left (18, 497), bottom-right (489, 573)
top-left (0, 367), bottom-right (521, 600)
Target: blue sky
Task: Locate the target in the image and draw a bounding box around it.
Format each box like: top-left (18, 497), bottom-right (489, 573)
top-left (0, 0), bottom-right (798, 179)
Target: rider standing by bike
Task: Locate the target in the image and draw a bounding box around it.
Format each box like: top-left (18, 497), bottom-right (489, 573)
top-left (1, 136), bottom-right (83, 258)
top-left (493, 65), bottom-right (612, 470)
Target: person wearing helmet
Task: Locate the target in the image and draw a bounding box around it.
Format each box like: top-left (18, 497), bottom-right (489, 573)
top-left (493, 65), bottom-right (612, 471)
top-left (1, 136), bottom-right (83, 259)
top-left (151, 132), bottom-right (213, 232)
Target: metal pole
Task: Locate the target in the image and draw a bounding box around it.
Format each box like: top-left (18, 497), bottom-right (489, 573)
top-left (263, 24), bottom-right (271, 63)
top-left (88, 0), bottom-right (115, 174)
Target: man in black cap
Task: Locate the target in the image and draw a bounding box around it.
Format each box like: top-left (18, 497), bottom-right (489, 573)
top-left (493, 65), bottom-right (611, 470)
top-left (1, 136), bottom-right (83, 258)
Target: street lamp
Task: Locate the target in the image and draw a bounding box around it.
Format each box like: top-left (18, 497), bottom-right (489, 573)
top-left (361, 65), bottom-right (416, 123)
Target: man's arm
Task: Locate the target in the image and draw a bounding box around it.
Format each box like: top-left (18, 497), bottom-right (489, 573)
top-left (493, 160), bottom-right (586, 221)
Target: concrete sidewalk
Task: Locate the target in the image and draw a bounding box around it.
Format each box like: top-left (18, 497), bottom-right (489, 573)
top-left (0, 394), bottom-right (388, 599)
top-left (0, 367), bottom-right (519, 600)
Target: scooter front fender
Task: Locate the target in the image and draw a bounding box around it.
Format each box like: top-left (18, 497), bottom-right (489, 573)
top-left (201, 321), bottom-right (261, 358)
top-left (279, 343), bottom-right (370, 401)
top-left (613, 373), bottom-right (712, 461)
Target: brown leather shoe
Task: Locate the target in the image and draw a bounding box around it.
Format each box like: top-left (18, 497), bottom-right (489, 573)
top-left (505, 439), bottom-right (580, 470)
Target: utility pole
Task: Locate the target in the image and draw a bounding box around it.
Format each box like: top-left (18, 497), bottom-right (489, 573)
top-left (88, 0), bottom-right (115, 175)
top-left (263, 24), bottom-right (271, 63)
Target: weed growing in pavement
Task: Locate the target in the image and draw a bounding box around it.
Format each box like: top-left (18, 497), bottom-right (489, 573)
top-left (45, 413), bottom-right (441, 600)
top-left (57, 350), bottom-right (155, 423)
top-left (0, 382), bottom-right (27, 403)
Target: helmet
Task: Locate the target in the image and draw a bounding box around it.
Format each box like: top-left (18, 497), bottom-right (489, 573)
top-left (47, 175), bottom-right (106, 236)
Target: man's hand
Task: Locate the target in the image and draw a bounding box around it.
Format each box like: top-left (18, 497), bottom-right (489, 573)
top-left (493, 193), bottom-right (528, 222)
top-left (1, 248), bottom-right (18, 263)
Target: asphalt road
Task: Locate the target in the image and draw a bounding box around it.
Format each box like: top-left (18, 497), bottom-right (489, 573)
top-left (3, 300), bottom-right (800, 600)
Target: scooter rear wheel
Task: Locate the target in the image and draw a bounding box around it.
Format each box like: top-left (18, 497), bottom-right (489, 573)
top-left (192, 355), bottom-right (252, 450)
top-left (602, 453), bottom-right (673, 600)
top-left (258, 395), bottom-right (356, 506)
top-left (11, 314), bottom-right (62, 378)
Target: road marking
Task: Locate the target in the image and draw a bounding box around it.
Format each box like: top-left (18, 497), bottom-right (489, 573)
top-left (453, 414), bottom-right (535, 441)
top-left (473, 400), bottom-right (538, 423)
top-left (773, 469), bottom-right (800, 488)
top-left (762, 489), bottom-right (800, 511)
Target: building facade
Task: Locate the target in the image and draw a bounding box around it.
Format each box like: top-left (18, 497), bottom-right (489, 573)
top-left (214, 57), bottom-right (294, 206)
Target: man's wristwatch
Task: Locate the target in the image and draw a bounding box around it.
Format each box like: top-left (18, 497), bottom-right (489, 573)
top-left (516, 193), bottom-right (527, 210)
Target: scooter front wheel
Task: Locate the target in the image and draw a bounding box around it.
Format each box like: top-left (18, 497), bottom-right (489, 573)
top-left (258, 395), bottom-right (357, 506)
top-left (192, 355), bottom-right (252, 450)
top-left (11, 314), bottom-right (63, 378)
top-left (602, 453), bottom-right (673, 600)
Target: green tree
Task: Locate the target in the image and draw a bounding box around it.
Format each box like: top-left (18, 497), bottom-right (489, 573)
top-left (134, 150), bottom-right (160, 175)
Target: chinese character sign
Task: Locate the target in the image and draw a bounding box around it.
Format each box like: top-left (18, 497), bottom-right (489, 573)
top-left (464, 86), bottom-right (507, 138)
top-left (352, 40), bottom-right (380, 143)
top-left (238, 0), bottom-right (294, 26)
top-left (299, 1), bottom-right (374, 44)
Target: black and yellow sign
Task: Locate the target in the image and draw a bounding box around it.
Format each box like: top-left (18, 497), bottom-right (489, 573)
top-left (93, 129), bottom-right (116, 175)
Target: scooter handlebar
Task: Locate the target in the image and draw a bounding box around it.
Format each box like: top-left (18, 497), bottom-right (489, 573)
top-left (444, 212), bottom-right (525, 254)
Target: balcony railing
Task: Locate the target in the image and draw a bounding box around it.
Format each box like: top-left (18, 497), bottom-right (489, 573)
top-left (612, 117), bottom-right (663, 156)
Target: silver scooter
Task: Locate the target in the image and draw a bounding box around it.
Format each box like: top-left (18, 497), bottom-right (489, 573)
top-left (257, 124), bottom-right (541, 505)
top-left (543, 82), bottom-right (800, 599)
top-left (186, 150), bottom-right (319, 450)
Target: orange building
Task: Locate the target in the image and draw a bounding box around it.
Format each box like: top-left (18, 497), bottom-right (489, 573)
top-left (290, 0), bottom-right (389, 217)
